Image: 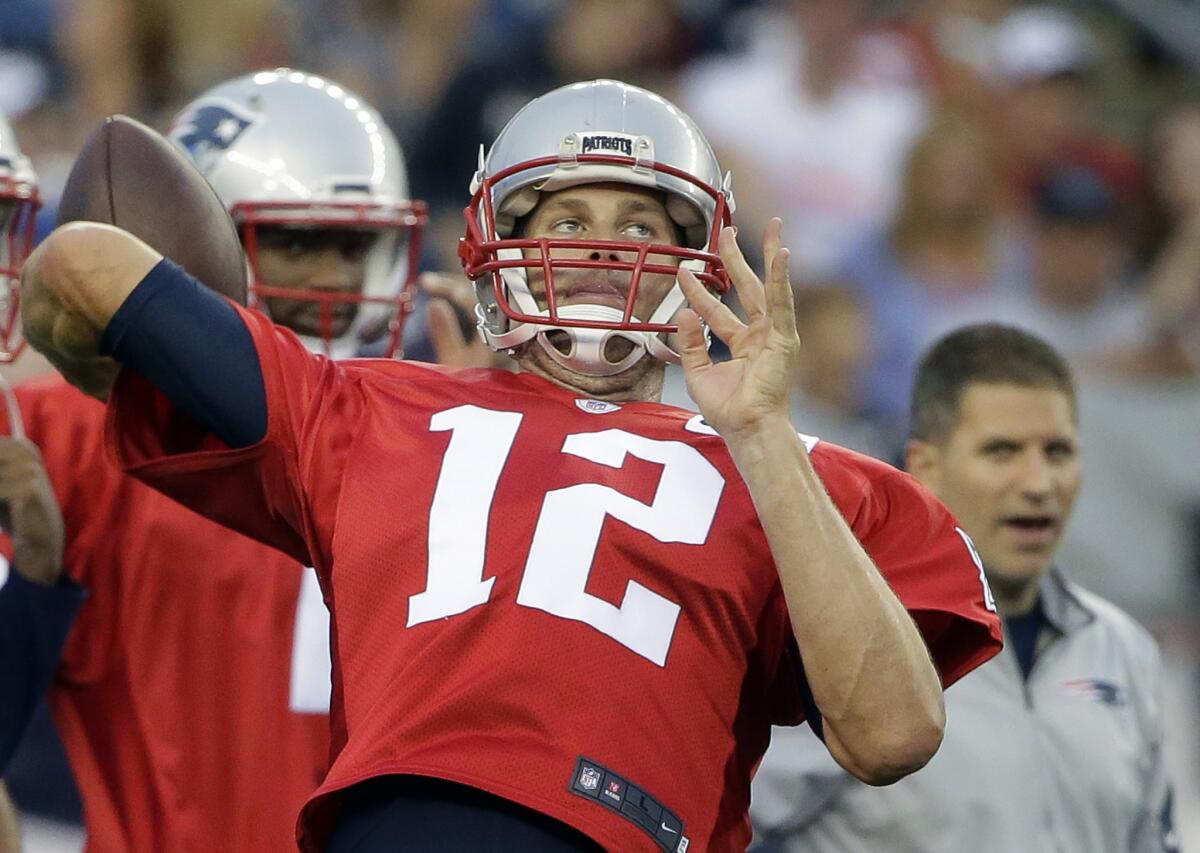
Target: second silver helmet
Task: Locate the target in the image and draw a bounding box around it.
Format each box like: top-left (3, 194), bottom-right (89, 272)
top-left (170, 69), bottom-right (426, 358)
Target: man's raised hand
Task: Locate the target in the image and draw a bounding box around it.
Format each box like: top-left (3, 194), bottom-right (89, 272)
top-left (675, 219), bottom-right (799, 440)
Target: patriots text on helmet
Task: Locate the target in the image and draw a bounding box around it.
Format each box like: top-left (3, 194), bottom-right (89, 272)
top-left (580, 134), bottom-right (635, 157)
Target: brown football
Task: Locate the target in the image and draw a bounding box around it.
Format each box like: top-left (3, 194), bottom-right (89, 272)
top-left (57, 114), bottom-right (247, 306)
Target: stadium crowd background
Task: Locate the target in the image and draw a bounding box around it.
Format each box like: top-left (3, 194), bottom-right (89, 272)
top-left (2, 0), bottom-right (1198, 848)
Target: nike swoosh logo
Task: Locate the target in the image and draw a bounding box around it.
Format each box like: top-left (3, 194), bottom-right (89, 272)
top-left (661, 822), bottom-right (678, 833)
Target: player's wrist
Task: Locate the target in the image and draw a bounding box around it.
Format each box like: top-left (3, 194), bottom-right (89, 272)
top-left (722, 413), bottom-right (798, 456)
top-left (723, 414), bottom-right (810, 482)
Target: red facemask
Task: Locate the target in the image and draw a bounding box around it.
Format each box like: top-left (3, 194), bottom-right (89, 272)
top-left (459, 154), bottom-right (732, 336)
top-left (0, 175), bottom-right (40, 363)
top-left (234, 199), bottom-right (427, 357)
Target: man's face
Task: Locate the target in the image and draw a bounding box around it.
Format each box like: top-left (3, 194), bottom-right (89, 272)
top-left (253, 226), bottom-right (377, 338)
top-left (1005, 76), bottom-right (1088, 163)
top-left (910, 383), bottom-right (1082, 592)
top-left (1033, 221), bottom-right (1121, 308)
top-left (520, 183), bottom-right (682, 317)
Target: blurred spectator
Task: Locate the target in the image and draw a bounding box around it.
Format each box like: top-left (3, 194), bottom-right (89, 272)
top-left (1139, 102), bottom-right (1200, 363)
top-left (60, 0), bottom-right (293, 123)
top-left (838, 109), bottom-right (1025, 444)
top-left (661, 283), bottom-right (890, 460)
top-left (786, 285), bottom-right (893, 459)
top-left (901, 0), bottom-right (1016, 108)
top-left (945, 163), bottom-right (1194, 378)
top-left (988, 5), bottom-right (1143, 213)
top-left (293, 0), bottom-right (484, 145)
top-left (408, 0), bottom-right (694, 269)
top-left (677, 0), bottom-right (929, 280)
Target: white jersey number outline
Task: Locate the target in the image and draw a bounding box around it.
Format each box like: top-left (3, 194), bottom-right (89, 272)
top-left (408, 404), bottom-right (725, 666)
top-left (289, 568), bottom-right (332, 713)
top-left (955, 526), bottom-right (997, 613)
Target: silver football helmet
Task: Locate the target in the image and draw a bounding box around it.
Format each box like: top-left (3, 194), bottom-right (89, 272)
top-left (170, 69), bottom-right (426, 358)
top-left (460, 79), bottom-right (734, 376)
top-left (0, 110), bottom-right (39, 363)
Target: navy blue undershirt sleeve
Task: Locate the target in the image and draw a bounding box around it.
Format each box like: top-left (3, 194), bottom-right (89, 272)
top-left (0, 569), bottom-right (86, 773)
top-left (99, 258), bottom-right (268, 448)
top-left (786, 636), bottom-right (825, 741)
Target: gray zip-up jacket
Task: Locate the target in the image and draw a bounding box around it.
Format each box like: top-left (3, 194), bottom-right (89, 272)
top-left (751, 570), bottom-right (1177, 853)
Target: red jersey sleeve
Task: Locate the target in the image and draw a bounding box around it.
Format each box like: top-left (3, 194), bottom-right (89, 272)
top-left (769, 444), bottom-right (1003, 726)
top-left (841, 454), bottom-right (1003, 688)
top-left (105, 301), bottom-right (350, 568)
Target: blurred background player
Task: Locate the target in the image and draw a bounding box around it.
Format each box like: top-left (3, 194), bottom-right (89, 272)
top-left (0, 70), bottom-right (425, 851)
top-left (22, 77), bottom-right (1000, 852)
top-left (751, 324), bottom-right (1176, 853)
top-left (0, 107), bottom-right (77, 853)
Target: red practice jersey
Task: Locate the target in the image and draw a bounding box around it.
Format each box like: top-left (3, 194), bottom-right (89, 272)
top-left (109, 303), bottom-right (1002, 853)
top-left (9, 375), bottom-right (330, 852)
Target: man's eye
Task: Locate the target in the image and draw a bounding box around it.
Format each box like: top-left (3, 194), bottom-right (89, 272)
top-left (1045, 443), bottom-right (1075, 461)
top-left (339, 233), bottom-right (377, 261)
top-left (983, 444), bottom-right (1018, 460)
top-left (553, 219), bottom-right (582, 234)
top-left (622, 222), bottom-right (654, 240)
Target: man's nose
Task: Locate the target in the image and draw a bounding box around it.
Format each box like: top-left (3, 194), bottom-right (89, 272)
top-left (588, 247), bottom-right (625, 262)
top-left (308, 248), bottom-right (357, 290)
top-left (1016, 451), bottom-right (1055, 500)
top-left (586, 230), bottom-right (637, 263)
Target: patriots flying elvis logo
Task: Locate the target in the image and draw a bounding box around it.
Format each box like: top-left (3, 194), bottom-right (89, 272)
top-left (1063, 678), bottom-right (1125, 705)
top-left (169, 100), bottom-right (256, 171)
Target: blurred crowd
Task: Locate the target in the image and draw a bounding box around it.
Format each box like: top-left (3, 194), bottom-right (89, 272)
top-left (3, 0), bottom-right (1200, 845)
top-left (6, 0), bottom-right (1200, 445)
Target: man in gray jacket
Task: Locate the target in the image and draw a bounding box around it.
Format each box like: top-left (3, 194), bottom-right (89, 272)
top-left (751, 324), bottom-right (1178, 853)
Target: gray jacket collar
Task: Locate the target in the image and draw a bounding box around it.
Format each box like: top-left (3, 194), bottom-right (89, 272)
top-left (1039, 568), bottom-right (1094, 636)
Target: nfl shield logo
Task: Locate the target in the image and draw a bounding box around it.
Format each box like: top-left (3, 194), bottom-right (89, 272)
top-left (575, 399), bottom-right (622, 414)
top-left (579, 767), bottom-right (602, 791)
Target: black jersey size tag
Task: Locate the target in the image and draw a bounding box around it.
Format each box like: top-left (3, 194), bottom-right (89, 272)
top-left (569, 757), bottom-right (688, 852)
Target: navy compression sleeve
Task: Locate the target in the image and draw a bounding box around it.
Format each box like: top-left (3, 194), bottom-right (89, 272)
top-left (0, 569), bottom-right (85, 772)
top-left (99, 259), bottom-right (268, 448)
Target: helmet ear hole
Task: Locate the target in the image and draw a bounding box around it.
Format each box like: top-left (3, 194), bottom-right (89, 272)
top-left (545, 329), bottom-right (572, 355)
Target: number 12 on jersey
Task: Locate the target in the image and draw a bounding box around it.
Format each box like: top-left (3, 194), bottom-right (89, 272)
top-left (407, 405), bottom-right (725, 666)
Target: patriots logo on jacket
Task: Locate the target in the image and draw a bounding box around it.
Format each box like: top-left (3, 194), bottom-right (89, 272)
top-left (1063, 678), bottom-right (1125, 706)
top-left (169, 100), bottom-right (255, 172)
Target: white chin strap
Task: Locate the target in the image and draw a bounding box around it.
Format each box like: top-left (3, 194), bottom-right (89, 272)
top-left (295, 332), bottom-right (360, 360)
top-left (478, 250), bottom-right (708, 377)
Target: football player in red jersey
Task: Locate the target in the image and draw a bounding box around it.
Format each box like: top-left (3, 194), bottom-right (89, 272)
top-left (0, 71), bottom-right (425, 851)
top-left (0, 107), bottom-right (80, 853)
top-left (23, 79), bottom-right (1002, 853)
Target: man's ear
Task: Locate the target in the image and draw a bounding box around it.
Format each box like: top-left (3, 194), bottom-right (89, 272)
top-left (905, 438), bottom-right (942, 494)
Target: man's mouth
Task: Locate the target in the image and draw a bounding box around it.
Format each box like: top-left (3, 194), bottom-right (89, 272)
top-left (294, 305), bottom-right (356, 335)
top-left (1000, 514), bottom-right (1059, 547)
top-left (560, 280), bottom-right (629, 310)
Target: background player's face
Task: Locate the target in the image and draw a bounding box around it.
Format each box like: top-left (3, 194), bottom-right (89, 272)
top-left (254, 227), bottom-right (377, 337)
top-left (519, 183), bottom-right (683, 325)
top-left (910, 383), bottom-right (1082, 596)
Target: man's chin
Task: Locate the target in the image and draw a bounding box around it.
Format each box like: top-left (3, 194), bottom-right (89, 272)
top-left (288, 319), bottom-right (354, 339)
top-left (987, 559), bottom-right (1052, 594)
top-left (517, 338), bottom-right (663, 400)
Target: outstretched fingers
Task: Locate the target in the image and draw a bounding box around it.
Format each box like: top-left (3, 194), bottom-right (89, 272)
top-left (762, 218), bottom-right (783, 281)
top-left (678, 266), bottom-right (743, 343)
top-left (718, 227), bottom-right (766, 319)
top-left (765, 246), bottom-right (798, 340)
top-left (675, 308), bottom-right (713, 374)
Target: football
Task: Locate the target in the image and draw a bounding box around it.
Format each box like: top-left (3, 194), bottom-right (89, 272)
top-left (57, 114), bottom-right (247, 306)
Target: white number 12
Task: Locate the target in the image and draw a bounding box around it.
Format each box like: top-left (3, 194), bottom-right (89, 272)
top-left (407, 405), bottom-right (725, 666)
